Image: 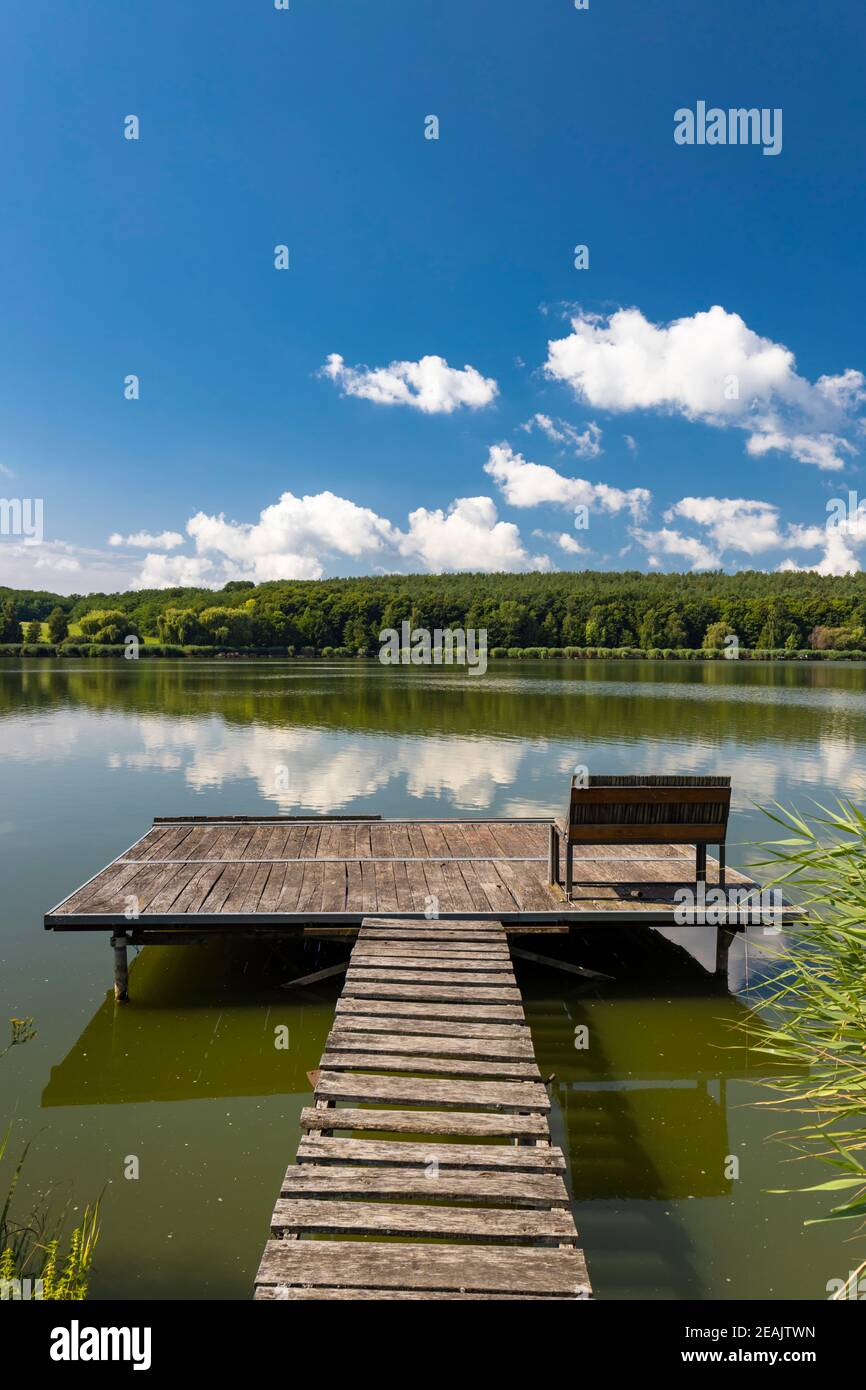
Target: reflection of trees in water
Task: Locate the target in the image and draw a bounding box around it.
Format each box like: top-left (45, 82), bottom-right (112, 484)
top-left (1, 661), bottom-right (865, 750)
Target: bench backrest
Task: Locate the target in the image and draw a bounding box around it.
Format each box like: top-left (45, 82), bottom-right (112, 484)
top-left (562, 774), bottom-right (731, 845)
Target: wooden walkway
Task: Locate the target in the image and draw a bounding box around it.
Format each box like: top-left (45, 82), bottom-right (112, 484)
top-left (254, 917), bottom-right (591, 1301)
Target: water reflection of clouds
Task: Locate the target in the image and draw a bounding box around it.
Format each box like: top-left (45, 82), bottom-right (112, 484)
top-left (107, 751), bottom-right (184, 772)
top-left (556, 738), bottom-right (866, 806)
top-left (140, 714), bottom-right (866, 811)
top-left (120, 715), bottom-right (528, 813)
top-left (0, 714), bottom-right (82, 760)
top-left (4, 705), bottom-right (863, 814)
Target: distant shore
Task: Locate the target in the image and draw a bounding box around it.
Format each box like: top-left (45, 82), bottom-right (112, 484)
top-left (2, 643), bottom-right (865, 663)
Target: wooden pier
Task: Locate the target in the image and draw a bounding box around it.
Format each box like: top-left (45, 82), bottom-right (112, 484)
top-left (254, 916), bottom-right (591, 1300)
top-left (45, 814), bottom-right (763, 932)
top-left (42, 811), bottom-right (797, 1298)
top-left (45, 813), bottom-right (792, 1001)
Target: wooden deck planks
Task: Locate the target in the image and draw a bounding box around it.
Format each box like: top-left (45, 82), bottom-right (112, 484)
top-left (256, 1286), bottom-right (566, 1300)
top-left (47, 815), bottom-right (759, 927)
top-left (328, 1015), bottom-right (532, 1040)
top-left (334, 997), bottom-right (526, 1023)
top-left (313, 1071), bottom-right (550, 1110)
top-left (297, 1105), bottom-right (550, 1138)
top-left (320, 1051), bottom-right (541, 1080)
top-left (256, 1241), bottom-right (591, 1298)
top-left (346, 965), bottom-right (515, 983)
top-left (254, 915), bottom-right (590, 1301)
top-left (295, 1136), bottom-right (567, 1171)
top-left (340, 980), bottom-right (523, 1004)
top-left (270, 1200), bottom-right (578, 1243)
top-left (278, 1164), bottom-right (569, 1205)
top-left (325, 1029), bottom-right (537, 1060)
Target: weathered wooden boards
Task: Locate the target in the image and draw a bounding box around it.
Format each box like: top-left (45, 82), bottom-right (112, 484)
top-left (47, 821), bottom-right (554, 921)
top-left (45, 817), bottom-right (749, 928)
top-left (254, 917), bottom-right (591, 1301)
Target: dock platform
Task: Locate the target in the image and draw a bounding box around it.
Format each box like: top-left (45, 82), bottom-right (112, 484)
top-left (44, 814), bottom-right (762, 931)
top-left (254, 916), bottom-right (592, 1300)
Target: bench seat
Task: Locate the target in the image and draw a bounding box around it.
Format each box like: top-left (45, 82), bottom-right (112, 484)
top-left (549, 774), bottom-right (731, 898)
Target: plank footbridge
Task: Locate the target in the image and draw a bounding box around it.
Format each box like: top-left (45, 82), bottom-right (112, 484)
top-left (254, 916), bottom-right (591, 1301)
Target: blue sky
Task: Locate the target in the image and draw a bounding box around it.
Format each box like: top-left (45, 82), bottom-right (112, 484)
top-left (2, 0), bottom-right (865, 592)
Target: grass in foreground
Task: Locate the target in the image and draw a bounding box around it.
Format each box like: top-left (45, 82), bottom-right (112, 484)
top-left (1, 1018), bottom-right (101, 1299)
top-left (744, 803), bottom-right (866, 1270)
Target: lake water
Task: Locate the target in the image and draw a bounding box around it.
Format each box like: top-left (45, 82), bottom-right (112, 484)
top-left (2, 658), bottom-right (865, 1300)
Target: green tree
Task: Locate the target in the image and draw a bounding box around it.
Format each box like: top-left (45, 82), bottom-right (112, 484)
top-left (343, 613), bottom-right (372, 652)
top-left (494, 601), bottom-right (533, 648)
top-left (638, 607), bottom-right (680, 648)
top-left (47, 607), bottom-right (69, 643)
top-left (809, 623), bottom-right (864, 651)
top-left (585, 603), bottom-right (635, 647)
top-left (561, 611), bottom-right (586, 645)
top-left (703, 620), bottom-right (734, 649)
top-left (198, 606), bottom-right (253, 647)
top-left (24, 619), bottom-right (42, 643)
top-left (157, 608), bottom-right (201, 644)
top-left (661, 611), bottom-right (688, 646)
top-left (0, 599), bottom-right (19, 642)
top-left (79, 609), bottom-right (137, 638)
top-left (756, 599), bottom-right (801, 650)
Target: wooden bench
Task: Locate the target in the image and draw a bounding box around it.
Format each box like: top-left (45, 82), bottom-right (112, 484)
top-left (549, 775), bottom-right (731, 899)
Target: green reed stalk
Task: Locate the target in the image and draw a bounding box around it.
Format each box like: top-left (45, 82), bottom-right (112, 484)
top-left (1, 1018), bottom-right (101, 1298)
top-left (745, 802), bottom-right (866, 1233)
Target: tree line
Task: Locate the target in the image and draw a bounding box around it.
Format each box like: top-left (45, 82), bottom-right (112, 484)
top-left (1, 569), bottom-right (866, 653)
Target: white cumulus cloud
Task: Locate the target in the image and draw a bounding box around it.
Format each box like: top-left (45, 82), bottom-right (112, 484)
top-left (663, 496), bottom-right (824, 556)
top-left (184, 490), bottom-right (396, 583)
top-left (630, 527), bottom-right (721, 572)
top-left (544, 305), bottom-right (864, 471)
top-left (321, 352), bottom-right (498, 414)
top-left (745, 429), bottom-right (854, 472)
top-left (109, 530), bottom-right (183, 550)
top-left (556, 533), bottom-right (586, 555)
top-left (778, 497), bottom-right (866, 576)
top-left (483, 443), bottom-right (650, 520)
top-left (132, 487), bottom-right (549, 588)
top-left (135, 553), bottom-right (222, 589)
top-left (531, 529), bottom-right (589, 555)
top-left (777, 532), bottom-right (859, 577)
top-left (520, 413), bottom-right (603, 458)
top-left (637, 493), bottom-right (866, 575)
top-left (397, 496), bottom-right (548, 572)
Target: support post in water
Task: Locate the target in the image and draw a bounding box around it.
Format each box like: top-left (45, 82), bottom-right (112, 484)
top-left (715, 925), bottom-right (736, 978)
top-left (112, 932), bottom-right (129, 1002)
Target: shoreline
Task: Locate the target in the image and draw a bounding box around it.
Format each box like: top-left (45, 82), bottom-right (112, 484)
top-left (2, 645), bottom-right (866, 664)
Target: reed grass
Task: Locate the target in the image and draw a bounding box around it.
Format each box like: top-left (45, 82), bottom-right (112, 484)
top-left (745, 802), bottom-right (866, 1234)
top-left (1, 1017), bottom-right (101, 1298)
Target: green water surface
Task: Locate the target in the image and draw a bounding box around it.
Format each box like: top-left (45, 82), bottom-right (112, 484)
top-left (1, 658), bottom-right (864, 1300)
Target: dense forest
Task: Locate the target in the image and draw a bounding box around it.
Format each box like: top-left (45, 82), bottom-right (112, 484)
top-left (2, 570), bottom-right (866, 655)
